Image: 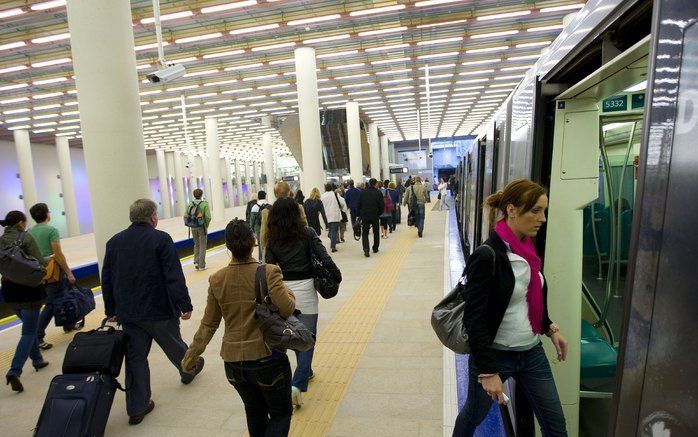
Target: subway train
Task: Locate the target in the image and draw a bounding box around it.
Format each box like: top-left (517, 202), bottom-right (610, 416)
top-left (454, 0), bottom-right (697, 435)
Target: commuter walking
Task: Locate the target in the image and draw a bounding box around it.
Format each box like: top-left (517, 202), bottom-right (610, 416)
top-left (28, 203), bottom-right (81, 351)
top-left (265, 198), bottom-right (341, 407)
top-left (249, 191), bottom-right (270, 261)
top-left (103, 199), bottom-right (204, 425)
top-left (1, 211), bottom-right (49, 392)
top-left (404, 176), bottom-right (430, 238)
top-left (304, 188), bottom-right (328, 236)
top-left (396, 180), bottom-right (406, 226)
top-left (358, 178), bottom-right (384, 257)
top-left (184, 189), bottom-right (211, 271)
top-left (259, 182), bottom-right (307, 260)
top-left (378, 182), bottom-right (393, 239)
top-left (386, 182), bottom-right (400, 232)
top-left (343, 180), bottom-right (361, 226)
top-left (183, 219), bottom-right (296, 436)
top-left (438, 178), bottom-right (450, 210)
top-left (321, 183), bottom-right (347, 253)
top-left (453, 179), bottom-right (568, 437)
top-left (294, 189), bottom-right (305, 205)
top-left (336, 186), bottom-right (347, 243)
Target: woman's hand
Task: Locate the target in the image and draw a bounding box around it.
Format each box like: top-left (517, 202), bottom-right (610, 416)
top-left (480, 374), bottom-right (507, 404)
top-left (551, 332), bottom-right (568, 362)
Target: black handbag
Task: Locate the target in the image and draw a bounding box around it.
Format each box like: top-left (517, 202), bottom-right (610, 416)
top-left (308, 233), bottom-right (341, 299)
top-left (0, 232), bottom-right (46, 287)
top-left (63, 318), bottom-right (126, 378)
top-left (254, 265), bottom-right (315, 352)
top-left (334, 192), bottom-right (348, 223)
top-left (352, 217), bottom-right (362, 241)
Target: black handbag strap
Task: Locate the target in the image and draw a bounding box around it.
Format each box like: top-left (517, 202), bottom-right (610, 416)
top-left (254, 264), bottom-right (269, 303)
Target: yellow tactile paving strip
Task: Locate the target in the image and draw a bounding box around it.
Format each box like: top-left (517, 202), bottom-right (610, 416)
top-left (285, 229), bottom-right (418, 437)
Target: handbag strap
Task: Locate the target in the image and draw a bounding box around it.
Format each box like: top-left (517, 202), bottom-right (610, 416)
top-left (333, 191), bottom-right (342, 210)
top-left (254, 264), bottom-right (269, 303)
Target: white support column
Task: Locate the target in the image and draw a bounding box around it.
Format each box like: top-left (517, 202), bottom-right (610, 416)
top-left (380, 135), bottom-right (390, 182)
top-left (346, 101), bottom-right (363, 183)
top-left (205, 117), bottom-right (225, 222)
top-left (13, 129), bottom-right (38, 216)
top-left (56, 136), bottom-right (80, 236)
top-left (263, 132), bottom-right (276, 203)
top-left (369, 123), bottom-right (380, 180)
top-left (187, 152), bottom-right (198, 197)
top-left (67, 0), bottom-right (150, 268)
top-left (243, 161), bottom-right (251, 200)
top-left (235, 159), bottom-right (245, 205)
top-left (224, 159), bottom-right (235, 207)
top-left (155, 149), bottom-right (172, 218)
top-left (199, 155), bottom-right (211, 199)
top-left (172, 151), bottom-right (186, 215)
top-left (294, 47), bottom-right (325, 194)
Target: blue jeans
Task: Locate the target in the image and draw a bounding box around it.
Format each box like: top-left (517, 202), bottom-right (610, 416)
top-left (292, 313), bottom-right (318, 391)
top-left (416, 204), bottom-right (426, 233)
top-left (453, 343), bottom-right (567, 437)
top-left (328, 222), bottom-right (339, 249)
top-left (7, 307), bottom-right (44, 377)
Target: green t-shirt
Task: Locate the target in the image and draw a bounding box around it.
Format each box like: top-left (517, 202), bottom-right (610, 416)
top-left (28, 223), bottom-right (60, 258)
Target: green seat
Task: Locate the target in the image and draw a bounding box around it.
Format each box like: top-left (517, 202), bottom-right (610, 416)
top-left (580, 321), bottom-right (617, 391)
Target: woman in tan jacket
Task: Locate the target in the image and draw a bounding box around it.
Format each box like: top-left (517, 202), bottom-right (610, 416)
top-left (182, 219), bottom-right (296, 437)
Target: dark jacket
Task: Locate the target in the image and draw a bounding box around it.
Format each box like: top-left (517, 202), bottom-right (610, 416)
top-left (266, 227), bottom-right (341, 282)
top-left (461, 231), bottom-right (553, 374)
top-left (344, 186), bottom-right (361, 211)
top-left (303, 199), bottom-right (328, 234)
top-left (0, 226), bottom-right (47, 308)
top-left (357, 186), bottom-right (384, 222)
top-left (102, 222), bottom-right (192, 323)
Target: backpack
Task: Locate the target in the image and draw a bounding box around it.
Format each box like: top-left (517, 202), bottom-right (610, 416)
top-left (0, 232), bottom-right (46, 287)
top-left (250, 202), bottom-right (271, 232)
top-left (383, 189), bottom-right (395, 213)
top-left (184, 202), bottom-right (205, 228)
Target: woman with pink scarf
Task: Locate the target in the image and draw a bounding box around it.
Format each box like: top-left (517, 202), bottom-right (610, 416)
top-left (453, 179), bottom-right (569, 437)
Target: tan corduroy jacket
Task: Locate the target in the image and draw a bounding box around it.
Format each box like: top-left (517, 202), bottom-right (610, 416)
top-left (182, 257), bottom-right (295, 369)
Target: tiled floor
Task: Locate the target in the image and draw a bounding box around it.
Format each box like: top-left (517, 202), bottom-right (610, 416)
top-left (0, 202), bottom-right (449, 437)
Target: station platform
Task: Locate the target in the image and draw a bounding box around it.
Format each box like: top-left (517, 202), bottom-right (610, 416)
top-left (0, 201), bottom-right (455, 437)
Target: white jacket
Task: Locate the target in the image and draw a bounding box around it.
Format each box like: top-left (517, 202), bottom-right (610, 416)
top-left (321, 191), bottom-right (347, 223)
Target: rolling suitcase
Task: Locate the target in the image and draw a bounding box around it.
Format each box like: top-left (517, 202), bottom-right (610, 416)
top-left (34, 373), bottom-right (117, 437)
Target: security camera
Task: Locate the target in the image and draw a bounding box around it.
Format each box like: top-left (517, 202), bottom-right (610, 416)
top-left (146, 64), bottom-right (186, 84)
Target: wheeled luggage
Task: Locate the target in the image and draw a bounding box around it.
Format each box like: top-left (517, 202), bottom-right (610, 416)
top-left (34, 373), bottom-right (117, 437)
top-left (54, 284), bottom-right (96, 327)
top-left (63, 318), bottom-right (125, 378)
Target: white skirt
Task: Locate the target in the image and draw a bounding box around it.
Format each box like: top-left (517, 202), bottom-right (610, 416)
top-left (284, 278), bottom-right (318, 315)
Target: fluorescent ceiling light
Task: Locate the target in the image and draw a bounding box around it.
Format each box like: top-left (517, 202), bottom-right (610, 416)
top-left (303, 34), bottom-right (351, 44)
top-left (168, 84), bottom-right (199, 91)
top-left (418, 52), bottom-right (459, 60)
top-left (375, 68), bottom-right (412, 75)
top-left (342, 82), bottom-right (374, 88)
top-left (31, 33), bottom-right (71, 44)
top-left (3, 108), bottom-right (29, 114)
top-left (1, 97), bottom-right (30, 104)
top-left (420, 73), bottom-right (453, 79)
top-left (141, 10), bottom-right (193, 24)
top-left (317, 50), bottom-right (359, 59)
top-left (258, 83), bottom-right (290, 90)
top-left (201, 1), bottom-right (257, 14)
top-left (457, 78), bottom-right (489, 84)
top-left (0, 8), bottom-right (24, 18)
top-left (489, 82), bottom-right (518, 87)
top-left (471, 30), bottom-right (519, 39)
top-left (135, 41), bottom-right (170, 51)
top-left (184, 69), bottom-right (220, 77)
top-left (33, 128), bottom-right (56, 133)
top-left (527, 25), bottom-right (565, 32)
top-left (203, 49), bottom-right (246, 59)
top-left (287, 14), bottom-right (341, 26)
top-left (269, 58), bottom-right (295, 65)
top-left (230, 24), bottom-right (279, 35)
top-left (33, 77), bottom-right (68, 85)
top-left (30, 1), bottom-right (66, 11)
top-left (136, 64), bottom-right (152, 70)
top-left (371, 57), bottom-right (411, 65)
top-left (350, 5), bottom-right (405, 16)
top-left (540, 4), bottom-right (585, 13)
top-left (508, 54), bottom-right (540, 61)
top-left (365, 43), bottom-right (411, 52)
top-left (500, 65), bottom-right (531, 71)
top-left (466, 46), bottom-right (509, 54)
top-left (358, 27), bottom-right (407, 37)
top-left (251, 42), bottom-right (296, 52)
top-left (416, 19), bottom-right (467, 29)
top-left (516, 41), bottom-right (551, 48)
top-left (175, 32), bottom-right (222, 44)
top-left (417, 37), bottom-right (463, 46)
top-left (224, 63), bottom-right (264, 71)
top-left (459, 69), bottom-right (495, 76)
top-left (380, 78), bottom-right (413, 84)
top-left (33, 92), bottom-right (63, 99)
top-left (271, 91), bottom-right (297, 96)
top-left (139, 90), bottom-right (162, 96)
top-left (204, 79), bottom-right (239, 87)
top-left (242, 74), bottom-right (279, 81)
top-left (335, 73), bottom-right (370, 80)
top-left (494, 74), bottom-right (524, 80)
top-left (624, 80), bottom-right (647, 92)
top-left (0, 41), bottom-right (27, 51)
top-left (327, 63), bottom-right (365, 70)
top-left (415, 0), bottom-right (465, 6)
top-left (462, 58), bottom-right (501, 66)
top-left (418, 63), bottom-right (457, 71)
top-left (188, 92), bottom-right (218, 99)
top-left (477, 10), bottom-right (532, 21)
top-left (33, 113), bottom-right (59, 119)
top-left (222, 87), bottom-right (253, 94)
top-left (0, 65), bottom-right (28, 74)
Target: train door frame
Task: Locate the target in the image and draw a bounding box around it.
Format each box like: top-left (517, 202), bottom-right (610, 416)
top-left (473, 136), bottom-right (487, 248)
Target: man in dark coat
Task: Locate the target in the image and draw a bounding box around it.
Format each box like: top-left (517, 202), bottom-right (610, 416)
top-left (343, 179), bottom-right (361, 225)
top-left (102, 199), bottom-right (204, 425)
top-left (357, 178), bottom-right (385, 257)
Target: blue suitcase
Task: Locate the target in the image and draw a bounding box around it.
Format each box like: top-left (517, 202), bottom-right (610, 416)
top-left (34, 373), bottom-right (117, 437)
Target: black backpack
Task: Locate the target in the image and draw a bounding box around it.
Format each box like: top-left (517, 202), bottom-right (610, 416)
top-left (0, 232), bottom-right (46, 287)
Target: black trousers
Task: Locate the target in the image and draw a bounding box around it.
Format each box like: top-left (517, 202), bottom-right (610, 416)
top-left (361, 219), bottom-right (380, 253)
top-left (225, 356), bottom-right (293, 437)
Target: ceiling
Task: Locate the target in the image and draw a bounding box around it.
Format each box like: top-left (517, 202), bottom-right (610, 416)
top-left (0, 0), bottom-right (586, 162)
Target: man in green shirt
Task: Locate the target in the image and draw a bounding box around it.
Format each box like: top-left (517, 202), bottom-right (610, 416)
top-left (28, 203), bottom-right (80, 350)
top-left (185, 189), bottom-right (211, 271)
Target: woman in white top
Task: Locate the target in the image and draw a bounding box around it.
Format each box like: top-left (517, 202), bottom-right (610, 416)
top-left (454, 179), bottom-right (569, 437)
top-left (320, 183), bottom-right (347, 253)
top-left (438, 178), bottom-right (450, 210)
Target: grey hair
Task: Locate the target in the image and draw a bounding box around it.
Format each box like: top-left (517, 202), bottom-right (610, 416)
top-left (129, 199), bottom-right (158, 223)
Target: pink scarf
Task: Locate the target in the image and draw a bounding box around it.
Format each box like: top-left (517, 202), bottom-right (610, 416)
top-left (494, 219), bottom-right (544, 334)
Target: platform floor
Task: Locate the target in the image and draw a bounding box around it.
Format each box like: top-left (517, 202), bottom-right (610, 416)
top-left (0, 203), bottom-right (452, 437)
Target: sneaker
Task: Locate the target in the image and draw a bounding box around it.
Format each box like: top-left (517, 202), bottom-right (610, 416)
top-left (38, 342), bottom-right (53, 351)
top-left (181, 357), bottom-right (205, 385)
top-left (129, 400), bottom-right (155, 425)
top-left (291, 386), bottom-right (303, 407)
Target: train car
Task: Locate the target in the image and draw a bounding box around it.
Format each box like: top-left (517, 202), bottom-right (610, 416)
top-left (454, 0), bottom-right (697, 435)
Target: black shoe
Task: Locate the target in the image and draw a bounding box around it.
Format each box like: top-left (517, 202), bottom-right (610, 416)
top-left (74, 319), bottom-right (85, 330)
top-left (364, 251), bottom-right (370, 258)
top-left (33, 361), bottom-right (49, 372)
top-left (331, 248), bottom-right (338, 253)
top-left (181, 357), bottom-right (205, 385)
top-left (38, 342), bottom-right (53, 351)
top-left (6, 375), bottom-right (23, 392)
top-left (418, 231), bottom-right (423, 238)
top-left (372, 248), bottom-right (379, 253)
top-left (129, 400), bottom-right (155, 425)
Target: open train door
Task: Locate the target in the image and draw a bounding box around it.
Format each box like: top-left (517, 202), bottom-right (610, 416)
top-left (610, 0), bottom-right (698, 435)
